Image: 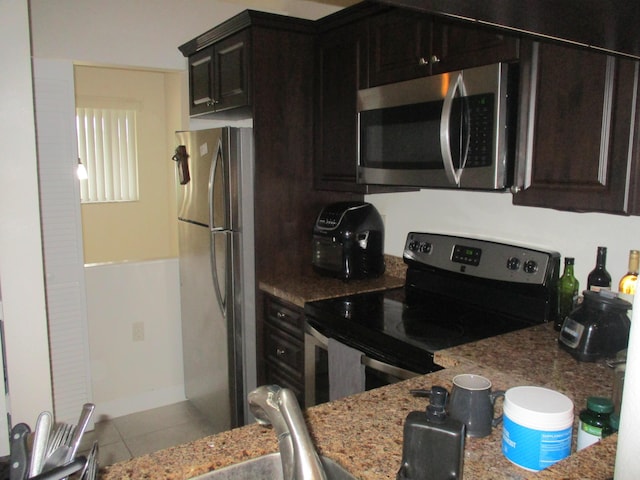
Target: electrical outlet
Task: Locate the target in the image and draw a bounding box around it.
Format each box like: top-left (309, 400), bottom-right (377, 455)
top-left (132, 321), bottom-right (145, 342)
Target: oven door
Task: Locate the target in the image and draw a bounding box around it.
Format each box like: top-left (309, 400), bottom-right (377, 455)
top-left (304, 323), bottom-right (419, 408)
top-left (357, 63), bottom-right (510, 190)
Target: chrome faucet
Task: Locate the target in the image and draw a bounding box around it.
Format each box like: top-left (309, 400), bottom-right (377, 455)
top-left (248, 385), bottom-right (328, 480)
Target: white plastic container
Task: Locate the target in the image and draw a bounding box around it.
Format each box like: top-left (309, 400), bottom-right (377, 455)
top-left (502, 386), bottom-right (574, 471)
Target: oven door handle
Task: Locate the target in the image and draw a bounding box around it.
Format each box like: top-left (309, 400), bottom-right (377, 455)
top-left (306, 321), bottom-right (420, 381)
top-left (360, 356), bottom-right (420, 381)
top-left (305, 322), bottom-right (329, 348)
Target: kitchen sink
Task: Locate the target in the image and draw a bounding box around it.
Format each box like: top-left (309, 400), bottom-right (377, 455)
top-left (190, 452), bottom-right (358, 479)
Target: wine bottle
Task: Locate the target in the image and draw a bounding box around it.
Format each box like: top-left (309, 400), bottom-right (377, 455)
top-left (587, 246), bottom-right (611, 291)
top-left (556, 257), bottom-right (579, 331)
top-left (618, 250), bottom-right (639, 302)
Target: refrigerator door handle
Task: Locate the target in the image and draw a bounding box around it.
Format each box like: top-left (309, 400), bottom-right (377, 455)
top-left (209, 137), bottom-right (229, 231)
top-left (209, 137), bottom-right (229, 316)
top-left (210, 230), bottom-right (228, 317)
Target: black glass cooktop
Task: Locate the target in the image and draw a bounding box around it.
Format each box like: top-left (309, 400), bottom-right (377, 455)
top-left (304, 287), bottom-right (539, 373)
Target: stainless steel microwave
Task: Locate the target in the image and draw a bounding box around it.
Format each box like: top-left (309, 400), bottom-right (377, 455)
top-left (357, 63), bottom-right (518, 190)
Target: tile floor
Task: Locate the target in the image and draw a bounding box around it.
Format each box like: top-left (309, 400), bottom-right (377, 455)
top-left (78, 401), bottom-right (219, 467)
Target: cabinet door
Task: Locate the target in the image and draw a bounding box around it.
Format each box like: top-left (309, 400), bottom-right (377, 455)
top-left (262, 295), bottom-right (306, 405)
top-left (431, 20), bottom-right (519, 74)
top-left (513, 42), bottom-right (639, 214)
top-left (264, 295), bottom-right (305, 340)
top-left (188, 47), bottom-right (216, 116)
top-left (213, 29), bottom-right (251, 112)
top-left (314, 22), bottom-right (370, 192)
top-left (368, 9), bottom-right (431, 86)
top-left (186, 30), bottom-right (251, 116)
top-left (265, 364), bottom-right (305, 406)
top-left (315, 20), bottom-right (416, 193)
top-left (264, 323), bottom-right (305, 380)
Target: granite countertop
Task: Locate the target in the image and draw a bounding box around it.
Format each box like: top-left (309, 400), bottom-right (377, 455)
top-left (258, 255), bottom-right (407, 307)
top-left (103, 321), bottom-right (617, 480)
top-left (103, 262), bottom-right (618, 479)
top-left (435, 322), bottom-right (617, 479)
top-left (435, 322), bottom-right (616, 426)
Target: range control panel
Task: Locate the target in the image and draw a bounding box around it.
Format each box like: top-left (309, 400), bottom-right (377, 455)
top-left (404, 232), bottom-right (560, 285)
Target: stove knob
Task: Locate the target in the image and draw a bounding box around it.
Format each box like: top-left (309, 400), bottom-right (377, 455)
top-left (418, 242), bottom-right (432, 253)
top-left (506, 256), bottom-right (520, 270)
top-left (523, 260), bottom-right (539, 274)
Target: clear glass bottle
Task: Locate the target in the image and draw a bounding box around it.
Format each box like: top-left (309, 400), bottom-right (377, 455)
top-left (587, 246), bottom-right (611, 291)
top-left (556, 257), bottom-right (579, 331)
top-left (618, 250), bottom-right (639, 295)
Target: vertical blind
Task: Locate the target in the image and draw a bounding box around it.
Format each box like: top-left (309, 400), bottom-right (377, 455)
top-left (76, 107), bottom-right (139, 203)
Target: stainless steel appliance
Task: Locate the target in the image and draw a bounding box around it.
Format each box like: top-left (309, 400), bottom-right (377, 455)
top-left (304, 232), bottom-right (560, 406)
top-left (312, 201), bottom-right (385, 280)
top-left (173, 127), bottom-right (256, 430)
top-left (357, 63), bottom-right (520, 190)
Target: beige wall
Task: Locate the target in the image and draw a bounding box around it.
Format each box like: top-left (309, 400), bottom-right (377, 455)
top-left (75, 66), bottom-right (182, 264)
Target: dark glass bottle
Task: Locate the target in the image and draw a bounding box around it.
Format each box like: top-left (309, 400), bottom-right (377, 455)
top-left (556, 257), bottom-right (579, 331)
top-left (587, 246), bottom-right (611, 291)
top-left (577, 397), bottom-right (614, 451)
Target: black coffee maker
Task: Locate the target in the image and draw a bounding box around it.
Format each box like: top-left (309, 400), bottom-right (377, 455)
top-left (311, 201), bottom-right (385, 280)
top-left (558, 290), bottom-right (632, 362)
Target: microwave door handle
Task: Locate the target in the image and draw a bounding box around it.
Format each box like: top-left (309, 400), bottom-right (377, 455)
top-left (440, 72), bottom-right (467, 186)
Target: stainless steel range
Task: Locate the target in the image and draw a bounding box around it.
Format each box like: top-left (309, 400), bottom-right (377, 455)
top-left (303, 232), bottom-right (560, 406)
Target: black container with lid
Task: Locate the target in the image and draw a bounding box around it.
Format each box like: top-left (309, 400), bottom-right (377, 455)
top-left (558, 290), bottom-right (631, 361)
top-left (397, 386), bottom-right (465, 480)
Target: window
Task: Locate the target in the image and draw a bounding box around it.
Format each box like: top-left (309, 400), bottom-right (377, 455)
top-left (76, 107), bottom-right (139, 203)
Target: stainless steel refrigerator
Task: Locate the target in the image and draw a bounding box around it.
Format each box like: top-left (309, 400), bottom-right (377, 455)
top-left (173, 127), bottom-right (256, 430)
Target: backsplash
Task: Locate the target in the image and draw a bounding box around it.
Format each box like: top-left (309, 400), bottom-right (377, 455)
top-left (384, 254), bottom-right (407, 279)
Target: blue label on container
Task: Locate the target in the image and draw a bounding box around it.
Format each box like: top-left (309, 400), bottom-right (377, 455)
top-left (502, 416), bottom-right (572, 471)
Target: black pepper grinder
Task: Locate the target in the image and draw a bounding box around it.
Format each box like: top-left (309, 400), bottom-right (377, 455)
top-left (397, 386), bottom-right (466, 480)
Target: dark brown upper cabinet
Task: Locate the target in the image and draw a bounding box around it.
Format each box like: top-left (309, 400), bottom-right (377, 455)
top-left (314, 12), bottom-right (370, 192)
top-left (186, 29), bottom-right (251, 116)
top-left (368, 9), bottom-right (432, 86)
top-left (431, 20), bottom-right (519, 74)
top-left (513, 41), bottom-right (640, 215)
top-left (314, 4), bottom-right (420, 193)
top-left (367, 9), bottom-right (519, 87)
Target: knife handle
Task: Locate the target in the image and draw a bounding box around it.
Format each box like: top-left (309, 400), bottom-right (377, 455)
top-left (9, 423), bottom-right (30, 480)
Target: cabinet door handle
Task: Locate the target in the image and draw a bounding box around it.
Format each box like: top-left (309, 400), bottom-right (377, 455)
top-left (276, 311), bottom-right (286, 320)
top-left (418, 55), bottom-right (440, 66)
top-left (276, 347), bottom-right (286, 357)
